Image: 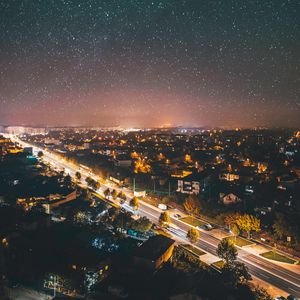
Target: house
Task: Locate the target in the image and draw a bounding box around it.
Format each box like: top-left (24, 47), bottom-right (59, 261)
top-left (133, 235), bottom-right (175, 270)
top-left (43, 190), bottom-right (77, 213)
top-left (177, 172), bottom-right (211, 195)
top-left (219, 192), bottom-right (241, 205)
top-left (17, 190), bottom-right (77, 213)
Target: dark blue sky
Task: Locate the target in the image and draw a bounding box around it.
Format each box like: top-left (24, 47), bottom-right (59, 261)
top-left (0, 0), bottom-right (299, 128)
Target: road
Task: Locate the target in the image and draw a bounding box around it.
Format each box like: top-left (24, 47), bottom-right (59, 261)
top-left (139, 198), bottom-right (300, 297)
top-left (9, 136), bottom-right (300, 297)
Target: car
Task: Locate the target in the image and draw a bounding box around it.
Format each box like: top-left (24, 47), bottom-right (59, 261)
top-left (287, 296), bottom-right (299, 300)
top-left (173, 213), bottom-right (182, 219)
top-left (204, 223), bottom-right (213, 230)
top-left (274, 296), bottom-right (286, 300)
top-left (158, 203), bottom-right (167, 210)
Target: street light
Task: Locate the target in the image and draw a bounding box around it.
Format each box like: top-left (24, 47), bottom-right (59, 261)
top-left (50, 275), bottom-right (56, 298)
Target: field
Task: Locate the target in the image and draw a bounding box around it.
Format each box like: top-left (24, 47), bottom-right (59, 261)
top-left (260, 251), bottom-right (297, 264)
top-left (212, 260), bottom-right (224, 269)
top-left (179, 216), bottom-right (207, 227)
top-left (225, 236), bottom-right (253, 247)
top-left (182, 244), bottom-right (206, 257)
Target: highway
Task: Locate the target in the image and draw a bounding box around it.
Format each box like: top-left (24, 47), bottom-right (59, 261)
top-left (9, 135), bottom-right (300, 297)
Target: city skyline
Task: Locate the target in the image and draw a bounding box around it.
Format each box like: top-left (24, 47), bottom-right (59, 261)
top-left (0, 1), bottom-right (299, 128)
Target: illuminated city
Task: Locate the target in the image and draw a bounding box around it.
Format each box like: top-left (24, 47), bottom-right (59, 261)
top-left (0, 1), bottom-right (299, 300)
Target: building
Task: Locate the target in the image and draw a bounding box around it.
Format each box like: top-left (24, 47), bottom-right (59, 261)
top-left (114, 154), bottom-right (132, 167)
top-left (177, 172), bottom-right (210, 195)
top-left (133, 235), bottom-right (175, 270)
top-left (44, 137), bottom-right (60, 145)
top-left (219, 192), bottom-right (241, 205)
top-left (83, 142), bottom-right (90, 149)
top-left (219, 172), bottom-right (240, 182)
top-left (17, 190), bottom-right (77, 213)
top-left (43, 190), bottom-right (77, 213)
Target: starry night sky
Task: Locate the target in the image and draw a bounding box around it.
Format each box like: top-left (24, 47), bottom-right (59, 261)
top-left (0, 0), bottom-right (299, 128)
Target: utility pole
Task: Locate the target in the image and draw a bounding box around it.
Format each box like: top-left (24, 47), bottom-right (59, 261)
top-left (168, 181), bottom-right (171, 196)
top-left (54, 275), bottom-right (56, 298)
top-left (153, 179), bottom-right (156, 193)
top-left (133, 177), bottom-right (135, 193)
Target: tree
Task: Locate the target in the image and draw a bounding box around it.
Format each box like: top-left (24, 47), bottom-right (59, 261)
top-left (113, 211), bottom-right (133, 229)
top-left (252, 286), bottom-right (272, 300)
top-left (104, 188), bottom-right (111, 199)
top-left (187, 228), bottom-right (200, 243)
top-left (111, 189), bottom-right (118, 200)
top-left (131, 217), bottom-right (152, 232)
top-left (224, 213), bottom-right (240, 230)
top-left (94, 181), bottom-right (100, 190)
top-left (272, 213), bottom-right (287, 240)
top-left (216, 239), bottom-right (237, 265)
top-left (231, 223), bottom-right (240, 241)
top-left (222, 261), bottom-right (251, 287)
top-left (37, 151), bottom-right (44, 158)
top-left (183, 195), bottom-right (201, 216)
top-left (103, 207), bottom-right (119, 223)
top-left (85, 176), bottom-right (92, 185)
top-left (233, 261), bottom-right (251, 284)
top-left (85, 177), bottom-right (99, 190)
top-left (118, 191), bottom-right (127, 204)
top-left (236, 214), bottom-right (260, 239)
top-left (130, 197), bottom-right (139, 210)
top-left (159, 211), bottom-right (170, 227)
top-left (64, 174), bottom-right (72, 188)
top-left (75, 171), bottom-right (81, 180)
top-left (217, 239), bottom-right (251, 287)
top-left (172, 246), bottom-right (203, 273)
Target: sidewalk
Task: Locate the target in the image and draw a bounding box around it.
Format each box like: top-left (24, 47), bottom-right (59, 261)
top-left (240, 240), bottom-right (300, 268)
top-left (210, 228), bottom-right (231, 240)
top-left (200, 253), bottom-right (220, 265)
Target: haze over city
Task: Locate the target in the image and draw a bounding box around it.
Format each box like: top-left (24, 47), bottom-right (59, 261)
top-left (0, 0), bottom-right (299, 128)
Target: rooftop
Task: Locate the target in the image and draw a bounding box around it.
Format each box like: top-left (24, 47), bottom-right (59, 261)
top-left (134, 234), bottom-right (175, 261)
